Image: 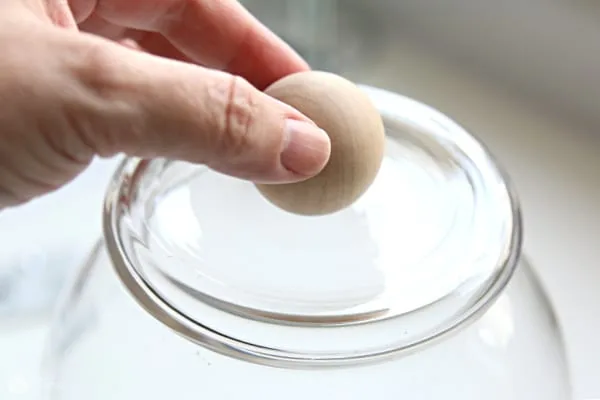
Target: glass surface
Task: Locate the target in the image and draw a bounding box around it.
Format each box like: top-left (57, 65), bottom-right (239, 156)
top-left (40, 85), bottom-right (571, 399)
top-left (0, 159), bottom-right (115, 400)
top-left (42, 241), bottom-right (570, 399)
top-left (92, 85), bottom-right (520, 366)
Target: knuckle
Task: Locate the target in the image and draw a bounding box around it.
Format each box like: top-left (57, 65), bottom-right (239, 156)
top-left (66, 40), bottom-right (139, 157)
top-left (216, 75), bottom-right (258, 159)
top-left (72, 41), bottom-right (121, 99)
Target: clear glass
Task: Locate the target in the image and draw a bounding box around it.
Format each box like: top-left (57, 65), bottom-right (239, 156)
top-left (0, 159), bottom-right (114, 400)
top-left (40, 84), bottom-right (572, 399)
top-left (41, 242), bottom-right (570, 399)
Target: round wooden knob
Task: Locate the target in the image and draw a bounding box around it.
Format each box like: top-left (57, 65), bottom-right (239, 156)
top-left (255, 71), bottom-right (385, 216)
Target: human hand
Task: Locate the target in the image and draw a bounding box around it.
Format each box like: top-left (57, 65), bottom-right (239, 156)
top-left (0, 0), bottom-right (331, 209)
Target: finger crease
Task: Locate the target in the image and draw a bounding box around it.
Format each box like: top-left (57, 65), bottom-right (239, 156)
top-left (0, 158), bottom-right (58, 193)
top-left (0, 185), bottom-right (27, 208)
top-left (224, 76), bottom-right (237, 147)
top-left (58, 108), bottom-right (97, 162)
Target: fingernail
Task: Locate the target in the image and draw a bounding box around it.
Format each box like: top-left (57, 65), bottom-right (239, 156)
top-left (281, 119), bottom-right (331, 177)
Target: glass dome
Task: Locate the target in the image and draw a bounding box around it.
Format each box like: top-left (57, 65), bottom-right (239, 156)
top-left (40, 85), bottom-right (571, 399)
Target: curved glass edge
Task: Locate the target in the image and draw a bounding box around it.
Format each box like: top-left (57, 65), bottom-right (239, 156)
top-left (101, 86), bottom-right (524, 368)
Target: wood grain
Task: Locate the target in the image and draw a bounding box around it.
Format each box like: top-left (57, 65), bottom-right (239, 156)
top-left (255, 71), bottom-right (385, 216)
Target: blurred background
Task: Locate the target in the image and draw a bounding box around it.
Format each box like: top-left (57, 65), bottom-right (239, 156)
top-left (1, 1), bottom-right (599, 399)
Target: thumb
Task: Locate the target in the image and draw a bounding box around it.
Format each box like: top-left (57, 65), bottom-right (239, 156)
top-left (67, 35), bottom-right (331, 183)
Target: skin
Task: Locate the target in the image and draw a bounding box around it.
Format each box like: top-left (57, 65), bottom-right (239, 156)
top-left (0, 0), bottom-right (332, 210)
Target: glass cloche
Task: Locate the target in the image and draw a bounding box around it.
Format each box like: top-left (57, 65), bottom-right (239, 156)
top-left (40, 84), bottom-right (571, 399)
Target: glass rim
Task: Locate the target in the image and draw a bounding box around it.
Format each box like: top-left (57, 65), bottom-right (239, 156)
top-left (102, 85), bottom-right (523, 369)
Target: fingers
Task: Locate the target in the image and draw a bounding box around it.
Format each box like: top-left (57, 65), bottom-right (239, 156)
top-left (63, 34), bottom-right (330, 183)
top-left (79, 0), bottom-right (309, 89)
top-left (0, 22), bottom-right (95, 209)
top-left (156, 0), bottom-right (309, 89)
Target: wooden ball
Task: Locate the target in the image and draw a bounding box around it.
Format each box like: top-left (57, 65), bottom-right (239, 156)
top-left (255, 71), bottom-right (385, 216)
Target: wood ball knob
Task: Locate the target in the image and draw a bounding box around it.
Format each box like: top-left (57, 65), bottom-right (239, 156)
top-left (255, 71), bottom-right (385, 216)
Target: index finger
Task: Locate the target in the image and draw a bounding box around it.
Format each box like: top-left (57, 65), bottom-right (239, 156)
top-left (93, 0), bottom-right (310, 89)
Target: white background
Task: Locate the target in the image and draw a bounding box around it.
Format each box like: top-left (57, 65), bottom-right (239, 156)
top-left (0, 39), bottom-right (599, 400)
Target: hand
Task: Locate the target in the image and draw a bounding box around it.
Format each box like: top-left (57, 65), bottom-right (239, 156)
top-left (0, 0), bottom-right (331, 209)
